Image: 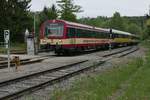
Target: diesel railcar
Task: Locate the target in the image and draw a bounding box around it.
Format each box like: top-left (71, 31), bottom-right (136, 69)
top-left (40, 20), bottom-right (139, 55)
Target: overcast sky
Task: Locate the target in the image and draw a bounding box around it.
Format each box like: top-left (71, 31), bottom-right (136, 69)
top-left (30, 0), bottom-right (150, 18)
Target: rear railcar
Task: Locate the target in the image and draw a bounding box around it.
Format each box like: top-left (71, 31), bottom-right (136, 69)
top-left (111, 29), bottom-right (133, 46)
top-left (111, 29), bottom-right (140, 46)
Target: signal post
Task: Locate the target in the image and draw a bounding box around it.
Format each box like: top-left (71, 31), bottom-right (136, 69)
top-left (4, 30), bottom-right (10, 71)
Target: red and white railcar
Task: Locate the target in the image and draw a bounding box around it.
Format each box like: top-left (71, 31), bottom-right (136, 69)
top-left (40, 20), bottom-right (139, 55)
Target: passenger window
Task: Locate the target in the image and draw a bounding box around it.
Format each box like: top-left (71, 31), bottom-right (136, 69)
top-left (67, 28), bottom-right (75, 38)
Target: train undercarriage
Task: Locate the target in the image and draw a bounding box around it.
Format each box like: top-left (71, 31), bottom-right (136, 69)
top-left (40, 42), bottom-right (138, 55)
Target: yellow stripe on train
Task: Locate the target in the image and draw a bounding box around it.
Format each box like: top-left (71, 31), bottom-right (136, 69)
top-left (113, 38), bottom-right (131, 43)
top-left (40, 38), bottom-right (136, 45)
top-left (40, 38), bottom-right (110, 45)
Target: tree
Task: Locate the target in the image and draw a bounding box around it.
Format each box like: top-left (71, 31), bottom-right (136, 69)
top-left (50, 4), bottom-right (58, 19)
top-left (57, 0), bottom-right (82, 22)
top-left (33, 4), bottom-right (58, 39)
top-left (39, 4), bottom-right (58, 24)
top-left (145, 19), bottom-right (150, 37)
top-left (40, 6), bottom-right (50, 22)
top-left (0, 0), bottom-right (32, 42)
top-left (127, 23), bottom-right (142, 34)
top-left (109, 12), bottom-right (126, 31)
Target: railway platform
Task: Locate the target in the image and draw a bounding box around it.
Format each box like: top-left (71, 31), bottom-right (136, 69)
top-left (0, 51), bottom-right (55, 61)
top-left (0, 54), bottom-right (40, 60)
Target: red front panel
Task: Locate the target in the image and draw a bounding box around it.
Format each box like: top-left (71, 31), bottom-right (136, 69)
top-left (40, 20), bottom-right (68, 39)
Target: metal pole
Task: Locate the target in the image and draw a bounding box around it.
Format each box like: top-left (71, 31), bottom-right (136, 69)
top-left (109, 29), bottom-right (112, 51)
top-left (34, 13), bottom-right (37, 55)
top-left (7, 40), bottom-right (10, 70)
top-left (149, 5), bottom-right (150, 16)
top-left (109, 36), bottom-right (112, 51)
top-left (34, 14), bottom-right (36, 35)
top-left (4, 30), bottom-right (10, 71)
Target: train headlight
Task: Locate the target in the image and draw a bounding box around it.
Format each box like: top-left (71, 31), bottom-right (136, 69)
top-left (59, 40), bottom-right (62, 43)
top-left (42, 40), bottom-right (47, 43)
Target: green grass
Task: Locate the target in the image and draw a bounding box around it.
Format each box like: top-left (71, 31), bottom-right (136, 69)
top-left (51, 58), bottom-right (143, 100)
top-left (118, 43), bottom-right (150, 100)
top-left (0, 43), bottom-right (26, 54)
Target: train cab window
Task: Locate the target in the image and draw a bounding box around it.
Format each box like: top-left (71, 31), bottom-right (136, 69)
top-left (45, 23), bottom-right (64, 37)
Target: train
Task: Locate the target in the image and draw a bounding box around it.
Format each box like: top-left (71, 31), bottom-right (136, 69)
top-left (40, 20), bottom-right (139, 55)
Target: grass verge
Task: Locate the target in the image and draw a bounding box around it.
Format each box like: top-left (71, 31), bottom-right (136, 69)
top-left (118, 41), bottom-right (150, 100)
top-left (0, 43), bottom-right (26, 54)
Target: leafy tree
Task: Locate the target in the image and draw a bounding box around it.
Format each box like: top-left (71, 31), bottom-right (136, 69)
top-left (109, 12), bottom-right (126, 31)
top-left (0, 0), bottom-right (32, 42)
top-left (33, 4), bottom-right (58, 39)
top-left (145, 19), bottom-right (150, 36)
top-left (39, 6), bottom-right (50, 23)
top-left (78, 16), bottom-right (109, 28)
top-left (50, 4), bottom-right (58, 19)
top-left (39, 4), bottom-right (58, 25)
top-left (127, 23), bottom-right (142, 34)
top-left (57, 0), bottom-right (82, 22)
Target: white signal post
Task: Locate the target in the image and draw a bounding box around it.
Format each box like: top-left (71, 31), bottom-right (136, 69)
top-left (109, 29), bottom-right (112, 51)
top-left (4, 30), bottom-right (10, 70)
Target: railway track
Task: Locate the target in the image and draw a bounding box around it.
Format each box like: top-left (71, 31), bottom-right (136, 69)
top-left (0, 57), bottom-right (7, 61)
top-left (10, 49), bottom-right (52, 54)
top-left (0, 46), bottom-right (139, 100)
top-left (0, 46), bottom-right (133, 69)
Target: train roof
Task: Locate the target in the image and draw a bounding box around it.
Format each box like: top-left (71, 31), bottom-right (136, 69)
top-left (112, 29), bottom-right (139, 37)
top-left (51, 20), bottom-right (109, 32)
top-left (111, 29), bottom-right (132, 36)
top-left (45, 20), bottom-right (138, 37)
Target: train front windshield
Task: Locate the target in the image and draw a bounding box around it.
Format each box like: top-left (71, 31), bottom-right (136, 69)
top-left (45, 23), bottom-right (64, 37)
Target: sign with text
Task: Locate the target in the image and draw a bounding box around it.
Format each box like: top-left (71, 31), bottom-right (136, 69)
top-left (4, 30), bottom-right (10, 48)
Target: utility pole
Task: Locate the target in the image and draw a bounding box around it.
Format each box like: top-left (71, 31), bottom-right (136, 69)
top-left (146, 5), bottom-right (150, 20)
top-left (33, 13), bottom-right (38, 55)
top-left (149, 5), bottom-right (150, 16)
top-left (34, 14), bottom-right (36, 36)
top-left (109, 29), bottom-right (112, 51)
